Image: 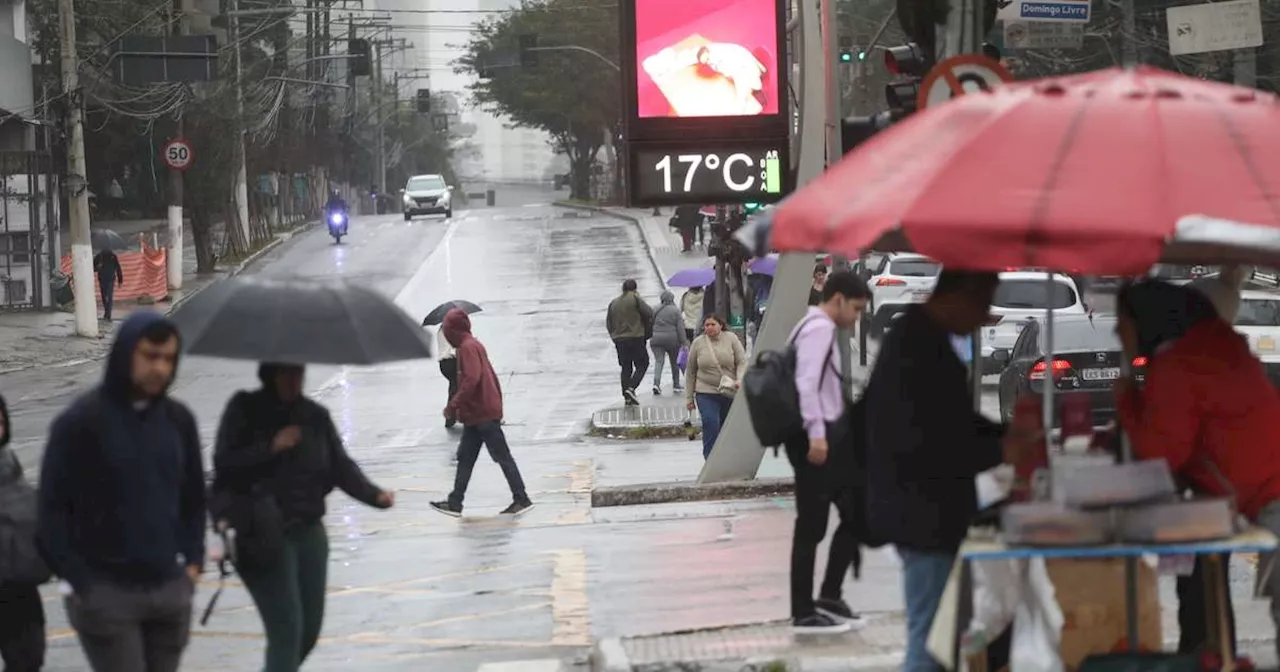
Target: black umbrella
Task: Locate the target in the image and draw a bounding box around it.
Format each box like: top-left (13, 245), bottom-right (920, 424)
top-left (171, 277), bottom-right (433, 365)
top-left (91, 229), bottom-right (129, 251)
top-left (421, 300), bottom-right (483, 326)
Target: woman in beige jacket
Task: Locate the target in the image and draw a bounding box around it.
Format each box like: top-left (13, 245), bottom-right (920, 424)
top-left (685, 315), bottom-right (747, 459)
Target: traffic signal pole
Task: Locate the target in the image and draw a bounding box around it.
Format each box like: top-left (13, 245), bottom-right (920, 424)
top-left (698, 0), bottom-right (828, 483)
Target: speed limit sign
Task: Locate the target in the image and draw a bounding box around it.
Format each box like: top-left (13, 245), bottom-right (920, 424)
top-left (162, 138), bottom-right (193, 171)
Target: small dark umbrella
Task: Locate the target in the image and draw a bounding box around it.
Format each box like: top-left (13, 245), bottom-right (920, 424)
top-left (421, 300), bottom-right (483, 326)
top-left (171, 277), bottom-right (432, 365)
top-left (91, 229), bottom-right (129, 251)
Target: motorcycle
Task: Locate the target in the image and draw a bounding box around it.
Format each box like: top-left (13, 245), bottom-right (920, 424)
top-left (327, 209), bottom-right (348, 243)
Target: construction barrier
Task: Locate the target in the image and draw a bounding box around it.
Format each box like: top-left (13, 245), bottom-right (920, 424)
top-left (60, 237), bottom-right (169, 307)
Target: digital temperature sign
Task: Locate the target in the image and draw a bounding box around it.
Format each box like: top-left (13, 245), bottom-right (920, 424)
top-left (628, 141), bottom-right (788, 206)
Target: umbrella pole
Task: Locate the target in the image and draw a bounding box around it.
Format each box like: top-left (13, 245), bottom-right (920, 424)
top-left (1042, 272), bottom-right (1056, 447)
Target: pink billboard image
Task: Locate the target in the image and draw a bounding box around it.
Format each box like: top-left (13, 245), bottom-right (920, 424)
top-left (634, 0), bottom-right (780, 118)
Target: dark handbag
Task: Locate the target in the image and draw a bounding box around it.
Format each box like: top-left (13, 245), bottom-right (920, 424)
top-left (208, 485), bottom-right (283, 569)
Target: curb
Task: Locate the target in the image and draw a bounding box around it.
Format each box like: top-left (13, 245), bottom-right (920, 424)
top-left (591, 476), bottom-right (793, 508)
top-left (553, 201), bottom-right (668, 292)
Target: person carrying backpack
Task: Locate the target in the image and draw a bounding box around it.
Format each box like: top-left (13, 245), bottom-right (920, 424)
top-left (0, 393), bottom-right (50, 671)
top-left (780, 271), bottom-right (871, 633)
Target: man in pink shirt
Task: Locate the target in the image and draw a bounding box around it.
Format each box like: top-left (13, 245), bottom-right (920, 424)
top-left (784, 270), bottom-right (870, 633)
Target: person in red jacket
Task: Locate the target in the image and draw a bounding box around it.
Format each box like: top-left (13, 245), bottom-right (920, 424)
top-left (1114, 279), bottom-right (1280, 658)
top-left (430, 309), bottom-right (533, 517)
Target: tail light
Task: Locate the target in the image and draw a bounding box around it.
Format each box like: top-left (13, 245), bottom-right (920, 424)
top-left (1029, 359), bottom-right (1072, 381)
top-left (876, 277), bottom-right (906, 286)
top-left (1132, 356), bottom-right (1148, 367)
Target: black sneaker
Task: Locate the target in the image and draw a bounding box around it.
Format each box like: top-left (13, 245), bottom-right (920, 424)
top-left (793, 612), bottom-right (852, 634)
top-left (652, 386), bottom-right (662, 396)
top-left (444, 418), bottom-right (457, 429)
top-left (623, 389), bottom-right (640, 405)
top-left (430, 500), bottom-right (462, 518)
top-left (500, 500), bottom-right (535, 516)
top-left (816, 598), bottom-right (866, 627)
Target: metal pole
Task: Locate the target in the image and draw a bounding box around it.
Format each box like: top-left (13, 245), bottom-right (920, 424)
top-left (166, 0), bottom-right (186, 290)
top-left (58, 0), bottom-right (97, 337)
top-left (1121, 0), bottom-right (1137, 65)
top-left (1235, 49), bottom-right (1257, 87)
top-left (375, 41), bottom-right (386, 196)
top-left (230, 0), bottom-right (250, 246)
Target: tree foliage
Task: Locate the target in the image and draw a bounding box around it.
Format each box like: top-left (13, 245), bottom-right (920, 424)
top-left (454, 0), bottom-right (620, 199)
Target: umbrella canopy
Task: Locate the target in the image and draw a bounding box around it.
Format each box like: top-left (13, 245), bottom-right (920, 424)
top-left (667, 267), bottom-right (716, 288)
top-left (771, 66), bottom-right (1280, 275)
top-left (421, 300), bottom-right (483, 326)
top-left (91, 229), bottom-right (129, 251)
top-left (171, 277), bottom-right (432, 365)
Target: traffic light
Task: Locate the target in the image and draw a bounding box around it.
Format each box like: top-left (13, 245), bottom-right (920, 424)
top-left (982, 42), bottom-right (1002, 61)
top-left (838, 36), bottom-right (853, 63)
top-left (840, 111), bottom-right (895, 155)
top-left (743, 202), bottom-right (764, 215)
top-left (416, 89), bottom-right (430, 114)
top-left (348, 39), bottom-right (371, 77)
top-left (518, 34), bottom-right (538, 67)
top-left (883, 42), bottom-right (928, 116)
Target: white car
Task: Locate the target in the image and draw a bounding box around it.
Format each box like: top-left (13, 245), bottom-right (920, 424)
top-left (982, 271), bottom-right (1087, 371)
top-left (863, 253), bottom-right (942, 337)
top-left (1235, 290), bottom-right (1280, 386)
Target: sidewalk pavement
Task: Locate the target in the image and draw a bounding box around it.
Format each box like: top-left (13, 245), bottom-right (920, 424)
top-left (0, 218), bottom-right (317, 374)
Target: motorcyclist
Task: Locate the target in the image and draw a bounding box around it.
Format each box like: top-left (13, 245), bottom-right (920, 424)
top-left (325, 189), bottom-right (348, 217)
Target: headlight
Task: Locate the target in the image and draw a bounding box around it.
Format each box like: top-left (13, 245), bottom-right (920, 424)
top-left (402, 194), bottom-right (412, 204)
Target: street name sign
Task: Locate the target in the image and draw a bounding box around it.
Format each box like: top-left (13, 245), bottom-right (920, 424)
top-left (1004, 20), bottom-right (1085, 49)
top-left (997, 0), bottom-right (1090, 22)
top-left (1166, 0), bottom-right (1263, 55)
top-left (917, 54), bottom-right (1015, 111)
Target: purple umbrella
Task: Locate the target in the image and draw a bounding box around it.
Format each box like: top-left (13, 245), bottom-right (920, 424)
top-left (667, 267), bottom-right (716, 288)
top-left (748, 254), bottom-right (778, 276)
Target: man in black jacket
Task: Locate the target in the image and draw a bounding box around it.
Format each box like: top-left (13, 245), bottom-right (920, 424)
top-left (38, 312), bottom-right (205, 672)
top-left (863, 270), bottom-right (1032, 671)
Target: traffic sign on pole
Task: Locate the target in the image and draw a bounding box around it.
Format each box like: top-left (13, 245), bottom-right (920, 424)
top-left (916, 54), bottom-right (1014, 110)
top-left (162, 138), bottom-right (193, 171)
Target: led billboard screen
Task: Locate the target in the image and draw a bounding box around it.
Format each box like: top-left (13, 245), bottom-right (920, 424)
top-left (633, 0), bottom-right (781, 119)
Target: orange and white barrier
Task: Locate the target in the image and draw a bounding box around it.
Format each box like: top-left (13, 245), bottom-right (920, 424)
top-left (61, 237), bottom-right (170, 306)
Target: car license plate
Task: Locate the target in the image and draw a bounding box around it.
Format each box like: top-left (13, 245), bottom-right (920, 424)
top-left (1260, 336), bottom-right (1276, 352)
top-left (911, 290), bottom-right (930, 300)
top-left (1081, 367), bottom-right (1120, 381)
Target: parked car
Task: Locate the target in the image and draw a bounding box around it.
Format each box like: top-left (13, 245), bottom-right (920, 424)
top-left (994, 314), bottom-right (1147, 427)
top-left (982, 271), bottom-right (1087, 372)
top-left (863, 253), bottom-right (941, 337)
top-left (1235, 289), bottom-right (1280, 387)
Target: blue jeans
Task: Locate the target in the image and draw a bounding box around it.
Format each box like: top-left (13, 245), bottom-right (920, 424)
top-left (898, 548), bottom-right (954, 672)
top-left (694, 392), bottom-right (733, 459)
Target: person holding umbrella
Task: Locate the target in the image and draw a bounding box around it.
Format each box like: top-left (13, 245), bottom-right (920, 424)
top-left (430, 308), bottom-right (533, 517)
top-left (211, 363), bottom-right (395, 672)
top-left (423, 301), bottom-right (483, 430)
top-left (92, 246), bottom-right (124, 321)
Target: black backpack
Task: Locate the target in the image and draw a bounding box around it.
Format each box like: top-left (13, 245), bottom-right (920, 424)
top-left (743, 315), bottom-right (836, 449)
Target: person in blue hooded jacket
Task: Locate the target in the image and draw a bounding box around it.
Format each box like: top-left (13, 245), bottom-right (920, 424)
top-left (37, 312), bottom-right (205, 672)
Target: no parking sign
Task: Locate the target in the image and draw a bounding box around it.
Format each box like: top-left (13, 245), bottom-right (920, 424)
top-left (916, 54), bottom-right (1015, 111)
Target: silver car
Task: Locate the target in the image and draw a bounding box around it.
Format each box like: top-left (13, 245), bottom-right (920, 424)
top-left (402, 174), bottom-right (453, 220)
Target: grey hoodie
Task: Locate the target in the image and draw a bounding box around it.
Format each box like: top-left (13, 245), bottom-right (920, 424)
top-left (651, 291), bottom-right (688, 350)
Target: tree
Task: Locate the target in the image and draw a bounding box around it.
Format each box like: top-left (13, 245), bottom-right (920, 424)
top-left (454, 0), bottom-right (620, 199)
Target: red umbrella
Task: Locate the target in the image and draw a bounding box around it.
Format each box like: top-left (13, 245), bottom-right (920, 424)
top-left (770, 66), bottom-right (1280, 275)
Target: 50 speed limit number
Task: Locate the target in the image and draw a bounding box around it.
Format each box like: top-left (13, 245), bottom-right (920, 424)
top-left (162, 138), bottom-right (193, 171)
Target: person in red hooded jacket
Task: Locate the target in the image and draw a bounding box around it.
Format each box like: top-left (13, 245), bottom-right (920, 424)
top-left (430, 308), bottom-right (534, 517)
top-left (1114, 280), bottom-right (1280, 659)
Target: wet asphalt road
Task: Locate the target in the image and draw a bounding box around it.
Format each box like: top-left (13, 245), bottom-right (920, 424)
top-left (2, 188), bottom-right (1276, 670)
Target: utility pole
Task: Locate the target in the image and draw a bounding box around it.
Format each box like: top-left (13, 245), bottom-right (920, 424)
top-left (166, 0), bottom-right (187, 289)
top-left (230, 0), bottom-right (250, 248)
top-left (374, 40), bottom-right (386, 197)
top-left (58, 0), bottom-right (97, 337)
top-left (1235, 49), bottom-right (1256, 88)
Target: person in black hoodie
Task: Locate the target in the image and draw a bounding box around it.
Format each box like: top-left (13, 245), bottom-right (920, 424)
top-left (212, 363), bottom-right (394, 672)
top-left (37, 312), bottom-right (205, 672)
top-left (862, 270), bottom-right (1035, 672)
top-left (0, 393), bottom-right (49, 671)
